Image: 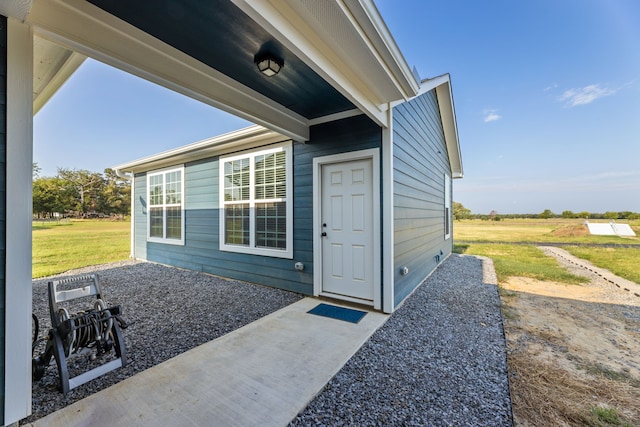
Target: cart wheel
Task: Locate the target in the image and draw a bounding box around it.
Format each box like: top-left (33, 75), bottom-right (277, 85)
top-left (32, 313), bottom-right (39, 352)
top-left (32, 357), bottom-right (46, 381)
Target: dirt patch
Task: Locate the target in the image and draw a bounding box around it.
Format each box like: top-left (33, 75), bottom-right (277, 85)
top-left (551, 224), bottom-right (589, 237)
top-left (501, 265), bottom-right (640, 425)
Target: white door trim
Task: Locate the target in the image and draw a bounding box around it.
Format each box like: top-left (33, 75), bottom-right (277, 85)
top-left (313, 148), bottom-right (381, 310)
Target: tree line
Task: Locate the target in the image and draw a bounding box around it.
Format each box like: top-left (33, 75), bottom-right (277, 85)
top-left (32, 163), bottom-right (131, 218)
top-left (453, 202), bottom-right (640, 221)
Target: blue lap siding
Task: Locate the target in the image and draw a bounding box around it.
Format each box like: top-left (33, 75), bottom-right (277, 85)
top-left (393, 89), bottom-right (452, 306)
top-left (0, 15), bottom-right (7, 422)
top-left (133, 115), bottom-right (381, 296)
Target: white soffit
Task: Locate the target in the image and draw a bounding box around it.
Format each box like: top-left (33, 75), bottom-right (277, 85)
top-left (33, 36), bottom-right (86, 114)
top-left (231, 0), bottom-right (420, 128)
top-left (0, 0), bottom-right (34, 21)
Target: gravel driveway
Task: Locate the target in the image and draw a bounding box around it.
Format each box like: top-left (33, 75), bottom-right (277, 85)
top-left (290, 254), bottom-right (513, 426)
top-left (27, 255), bottom-right (512, 426)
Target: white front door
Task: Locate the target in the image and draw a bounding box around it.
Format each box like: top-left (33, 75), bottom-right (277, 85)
top-left (320, 158), bottom-right (374, 301)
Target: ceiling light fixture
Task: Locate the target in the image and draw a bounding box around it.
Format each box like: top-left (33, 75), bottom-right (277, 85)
top-left (255, 52), bottom-right (283, 77)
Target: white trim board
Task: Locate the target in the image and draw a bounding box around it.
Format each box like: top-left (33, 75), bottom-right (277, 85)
top-left (5, 17), bottom-right (34, 425)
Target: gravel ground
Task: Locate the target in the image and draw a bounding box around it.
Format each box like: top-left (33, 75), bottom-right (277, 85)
top-left (26, 260), bottom-right (302, 425)
top-left (290, 254), bottom-right (513, 426)
top-left (27, 255), bottom-right (512, 426)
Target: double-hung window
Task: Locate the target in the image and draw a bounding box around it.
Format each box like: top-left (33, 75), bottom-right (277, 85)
top-left (444, 172), bottom-right (452, 240)
top-left (147, 166), bottom-right (185, 245)
top-left (219, 142), bottom-right (293, 258)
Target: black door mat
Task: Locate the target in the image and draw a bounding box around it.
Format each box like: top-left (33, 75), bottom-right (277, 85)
top-left (307, 303), bottom-right (367, 324)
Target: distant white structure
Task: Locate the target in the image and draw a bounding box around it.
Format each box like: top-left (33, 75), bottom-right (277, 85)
top-left (586, 221), bottom-right (636, 237)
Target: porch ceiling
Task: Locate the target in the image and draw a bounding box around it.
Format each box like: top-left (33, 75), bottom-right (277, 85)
top-left (87, 0), bottom-right (355, 120)
top-left (23, 0), bottom-right (421, 141)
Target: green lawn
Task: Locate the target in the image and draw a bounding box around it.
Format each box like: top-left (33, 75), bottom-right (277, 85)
top-left (32, 219), bottom-right (130, 278)
top-left (563, 246), bottom-right (640, 285)
top-left (454, 243), bottom-right (588, 284)
top-left (454, 218), bottom-right (640, 285)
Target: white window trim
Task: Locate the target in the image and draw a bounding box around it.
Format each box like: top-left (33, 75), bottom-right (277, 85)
top-left (147, 165), bottom-right (185, 245)
top-left (219, 142), bottom-right (293, 259)
top-left (444, 172), bottom-right (452, 240)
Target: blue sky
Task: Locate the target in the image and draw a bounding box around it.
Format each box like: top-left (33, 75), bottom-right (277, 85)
top-left (34, 0), bottom-right (640, 215)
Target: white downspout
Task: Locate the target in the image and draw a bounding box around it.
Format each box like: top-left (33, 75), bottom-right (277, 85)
top-left (114, 169), bottom-right (135, 259)
top-left (382, 105), bottom-right (395, 313)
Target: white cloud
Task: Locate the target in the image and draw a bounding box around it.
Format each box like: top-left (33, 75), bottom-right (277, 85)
top-left (483, 109), bottom-right (501, 122)
top-left (558, 84), bottom-right (617, 107)
top-left (544, 83), bottom-right (558, 92)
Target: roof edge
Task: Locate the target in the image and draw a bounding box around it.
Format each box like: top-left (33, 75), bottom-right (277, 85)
top-left (412, 74), bottom-right (463, 179)
top-left (112, 125), bottom-right (289, 174)
top-left (346, 0), bottom-right (420, 98)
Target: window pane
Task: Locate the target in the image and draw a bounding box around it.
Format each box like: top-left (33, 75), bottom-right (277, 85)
top-left (149, 175), bottom-right (163, 206)
top-left (149, 207), bottom-right (163, 238)
top-left (165, 170), bottom-right (182, 204)
top-left (256, 202), bottom-right (286, 249)
top-left (225, 203), bottom-right (250, 246)
top-left (224, 158), bottom-right (250, 201)
top-left (255, 151), bottom-right (286, 201)
top-left (166, 206), bottom-right (182, 239)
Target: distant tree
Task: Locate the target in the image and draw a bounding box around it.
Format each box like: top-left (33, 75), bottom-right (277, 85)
top-left (57, 168), bottom-right (105, 213)
top-left (603, 211), bottom-right (618, 220)
top-left (539, 209), bottom-right (555, 219)
top-left (561, 210), bottom-right (575, 219)
top-left (577, 211), bottom-right (590, 219)
top-left (32, 162), bottom-right (42, 179)
top-left (32, 177), bottom-right (74, 217)
top-left (453, 202), bottom-right (471, 220)
top-left (97, 168), bottom-right (131, 215)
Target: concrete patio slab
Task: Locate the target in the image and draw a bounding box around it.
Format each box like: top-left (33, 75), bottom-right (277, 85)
top-left (28, 297), bottom-right (388, 427)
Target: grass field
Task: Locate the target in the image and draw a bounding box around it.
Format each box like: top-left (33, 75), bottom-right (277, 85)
top-left (455, 218), bottom-right (640, 244)
top-left (32, 219), bottom-right (130, 278)
top-left (454, 218), bottom-right (640, 284)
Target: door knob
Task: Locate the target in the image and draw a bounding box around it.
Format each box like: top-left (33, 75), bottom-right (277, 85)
top-left (321, 232), bottom-right (327, 237)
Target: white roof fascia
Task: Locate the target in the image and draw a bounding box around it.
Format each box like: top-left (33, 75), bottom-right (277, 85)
top-left (391, 74), bottom-right (463, 179)
top-left (112, 125), bottom-right (288, 174)
top-left (343, 0), bottom-right (419, 98)
top-left (33, 37), bottom-right (86, 114)
top-left (416, 74), bottom-right (451, 97)
top-left (0, 0), bottom-right (34, 21)
top-left (27, 0), bottom-right (310, 142)
top-left (432, 76), bottom-right (463, 179)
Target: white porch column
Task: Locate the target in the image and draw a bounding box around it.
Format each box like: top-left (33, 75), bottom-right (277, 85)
top-left (5, 17), bottom-right (33, 425)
